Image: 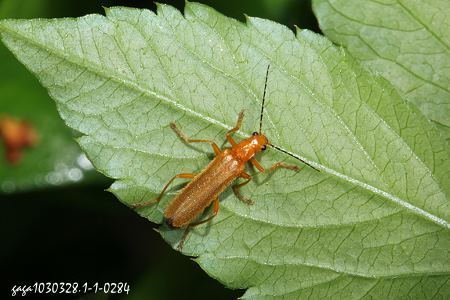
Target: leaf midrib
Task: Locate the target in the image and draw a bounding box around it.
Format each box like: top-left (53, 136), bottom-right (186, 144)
top-left (246, 23), bottom-right (413, 200)
top-left (203, 253), bottom-right (450, 279)
top-left (0, 20), bottom-right (448, 229)
top-left (1, 22), bottom-right (235, 131)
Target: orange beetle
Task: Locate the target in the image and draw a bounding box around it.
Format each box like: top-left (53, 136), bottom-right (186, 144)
top-left (133, 66), bottom-right (317, 249)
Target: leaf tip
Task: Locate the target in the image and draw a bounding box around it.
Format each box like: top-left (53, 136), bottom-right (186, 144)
top-left (183, 0), bottom-right (192, 14)
top-left (102, 6), bottom-right (110, 15)
top-left (243, 13), bottom-right (251, 24)
top-left (190, 256), bottom-right (200, 264)
top-left (154, 1), bottom-right (172, 16)
top-left (154, 2), bottom-right (162, 11)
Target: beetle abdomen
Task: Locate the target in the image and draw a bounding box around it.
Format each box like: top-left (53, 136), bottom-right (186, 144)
top-left (164, 150), bottom-right (243, 228)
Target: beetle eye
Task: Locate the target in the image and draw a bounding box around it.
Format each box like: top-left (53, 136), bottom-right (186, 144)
top-left (261, 145), bottom-right (267, 151)
top-left (252, 132), bottom-right (258, 136)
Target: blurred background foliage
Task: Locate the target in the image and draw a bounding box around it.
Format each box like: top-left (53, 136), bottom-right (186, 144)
top-left (0, 0), bottom-right (318, 299)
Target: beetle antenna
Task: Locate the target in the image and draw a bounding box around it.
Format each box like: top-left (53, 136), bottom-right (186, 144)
top-left (269, 143), bottom-right (319, 171)
top-left (259, 64), bottom-right (270, 134)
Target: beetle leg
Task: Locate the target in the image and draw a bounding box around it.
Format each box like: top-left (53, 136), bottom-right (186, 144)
top-left (232, 172), bottom-right (254, 205)
top-left (132, 173), bottom-right (196, 208)
top-left (177, 197), bottom-right (220, 250)
top-left (250, 158), bottom-right (265, 172)
top-left (251, 158), bottom-right (300, 173)
top-left (226, 110), bottom-right (245, 146)
top-left (267, 162), bottom-right (301, 172)
top-left (170, 123), bottom-right (220, 155)
top-left (177, 228), bottom-right (190, 251)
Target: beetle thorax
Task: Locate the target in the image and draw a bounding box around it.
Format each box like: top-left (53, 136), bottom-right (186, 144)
top-left (233, 134), bottom-right (268, 162)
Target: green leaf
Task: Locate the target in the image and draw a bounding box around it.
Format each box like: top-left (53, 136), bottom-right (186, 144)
top-left (0, 3), bottom-right (449, 299)
top-left (312, 0), bottom-right (450, 141)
